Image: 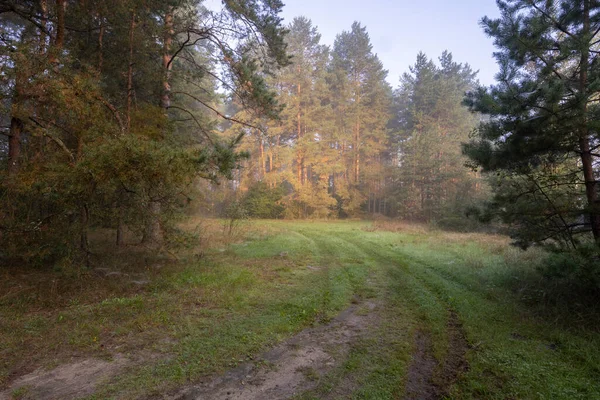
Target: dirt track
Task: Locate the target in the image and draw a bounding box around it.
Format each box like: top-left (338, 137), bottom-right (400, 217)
top-left (167, 300), bottom-right (378, 400)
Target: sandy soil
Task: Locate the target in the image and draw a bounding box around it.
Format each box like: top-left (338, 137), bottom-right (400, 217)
top-left (167, 300), bottom-right (378, 400)
top-left (0, 355), bottom-right (127, 400)
top-left (1, 300), bottom-right (467, 400)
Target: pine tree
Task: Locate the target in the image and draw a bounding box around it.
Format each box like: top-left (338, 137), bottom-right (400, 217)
top-left (0, 0), bottom-right (290, 263)
top-left (464, 0), bottom-right (600, 248)
top-left (329, 22), bottom-right (392, 216)
top-left (391, 52), bottom-right (481, 222)
top-left (220, 16), bottom-right (335, 218)
top-left (277, 17), bottom-right (334, 217)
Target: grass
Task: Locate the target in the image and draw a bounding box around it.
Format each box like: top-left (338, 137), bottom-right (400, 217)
top-left (1, 219), bottom-right (600, 399)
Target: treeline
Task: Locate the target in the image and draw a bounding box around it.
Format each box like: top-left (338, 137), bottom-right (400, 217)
top-left (212, 17), bottom-right (487, 223)
top-left (0, 0), bottom-right (288, 264)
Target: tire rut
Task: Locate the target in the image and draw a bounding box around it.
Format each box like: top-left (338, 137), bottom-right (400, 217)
top-left (336, 233), bottom-right (470, 398)
top-left (166, 300), bottom-right (380, 400)
top-left (405, 310), bottom-right (469, 400)
top-left (405, 330), bottom-right (440, 400)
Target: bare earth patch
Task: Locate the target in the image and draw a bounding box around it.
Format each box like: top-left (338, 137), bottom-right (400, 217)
top-left (405, 330), bottom-right (440, 400)
top-left (167, 300), bottom-right (379, 400)
top-left (0, 301), bottom-right (467, 400)
top-left (0, 355), bottom-right (127, 400)
top-left (405, 309), bottom-right (469, 400)
top-left (441, 311), bottom-right (469, 388)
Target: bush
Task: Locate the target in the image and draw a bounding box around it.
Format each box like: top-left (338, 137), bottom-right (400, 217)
top-left (540, 245), bottom-right (600, 293)
top-left (242, 182), bottom-right (285, 219)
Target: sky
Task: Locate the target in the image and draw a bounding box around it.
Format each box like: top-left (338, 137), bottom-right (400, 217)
top-left (205, 0), bottom-right (502, 87)
top-left (278, 0), bottom-right (501, 87)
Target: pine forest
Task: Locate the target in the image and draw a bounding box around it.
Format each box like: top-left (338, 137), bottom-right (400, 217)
top-left (1, 2), bottom-right (600, 399)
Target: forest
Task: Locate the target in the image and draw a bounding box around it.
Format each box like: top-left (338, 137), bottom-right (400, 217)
top-left (0, 0), bottom-right (490, 262)
top-left (1, 1), bottom-right (600, 399)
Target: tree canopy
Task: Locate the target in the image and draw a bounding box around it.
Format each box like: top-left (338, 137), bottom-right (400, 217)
top-left (0, 0), bottom-right (290, 264)
top-left (464, 0), bottom-right (600, 249)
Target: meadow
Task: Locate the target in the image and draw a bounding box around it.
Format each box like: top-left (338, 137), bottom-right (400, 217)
top-left (1, 220), bottom-right (599, 399)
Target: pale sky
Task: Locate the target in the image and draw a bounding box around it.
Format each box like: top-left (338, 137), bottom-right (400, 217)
top-left (206, 0), bottom-right (502, 87)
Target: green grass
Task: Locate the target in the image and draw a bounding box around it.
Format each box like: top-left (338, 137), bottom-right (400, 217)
top-left (1, 220), bottom-right (599, 399)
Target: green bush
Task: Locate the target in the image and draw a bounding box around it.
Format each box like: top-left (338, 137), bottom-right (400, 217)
top-left (242, 182), bottom-right (285, 219)
top-left (540, 245), bottom-right (600, 293)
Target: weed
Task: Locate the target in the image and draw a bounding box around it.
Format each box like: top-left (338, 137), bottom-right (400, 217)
top-left (10, 386), bottom-right (29, 400)
top-left (297, 366), bottom-right (320, 381)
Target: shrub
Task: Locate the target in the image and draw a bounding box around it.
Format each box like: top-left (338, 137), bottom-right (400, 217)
top-left (242, 182), bottom-right (285, 219)
top-left (539, 245), bottom-right (600, 294)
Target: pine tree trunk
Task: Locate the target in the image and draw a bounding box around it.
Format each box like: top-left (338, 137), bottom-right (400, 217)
top-left (260, 135), bottom-right (266, 178)
top-left (161, 10), bottom-right (173, 110)
top-left (142, 201), bottom-right (163, 246)
top-left (143, 8), bottom-right (172, 246)
top-left (355, 120), bottom-right (360, 184)
top-left (297, 83), bottom-right (303, 189)
top-left (7, 36), bottom-right (30, 176)
top-left (97, 16), bottom-right (104, 72)
top-left (49, 0), bottom-right (65, 65)
top-left (39, 0), bottom-right (48, 54)
top-left (7, 117), bottom-right (23, 176)
top-left (126, 10), bottom-right (135, 132)
top-left (354, 89), bottom-right (361, 184)
top-left (302, 159), bottom-right (306, 185)
top-left (578, 0), bottom-right (600, 243)
top-left (56, 0), bottom-right (65, 47)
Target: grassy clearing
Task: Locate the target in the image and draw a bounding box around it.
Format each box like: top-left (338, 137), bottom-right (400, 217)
top-left (0, 220), bottom-right (370, 399)
top-left (1, 220), bottom-right (600, 399)
top-left (292, 222), bottom-right (600, 399)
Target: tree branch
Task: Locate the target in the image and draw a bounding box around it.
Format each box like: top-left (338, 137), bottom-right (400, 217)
top-left (29, 117), bottom-right (75, 163)
top-left (171, 90), bottom-right (261, 133)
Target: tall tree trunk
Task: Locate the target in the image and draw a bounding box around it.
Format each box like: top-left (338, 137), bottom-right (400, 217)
top-left (160, 10), bottom-right (173, 111)
top-left (302, 159), bottom-right (306, 185)
top-left (354, 91), bottom-right (361, 184)
top-left (39, 0), bottom-right (48, 54)
top-left (7, 117), bottom-right (23, 176)
top-left (49, 0), bottom-right (65, 65)
top-left (7, 52), bottom-right (26, 177)
top-left (126, 10), bottom-right (135, 132)
top-left (578, 0), bottom-right (600, 243)
top-left (143, 7), bottom-right (173, 246)
top-left (97, 16), bottom-right (104, 72)
top-left (297, 83), bottom-right (303, 189)
top-left (259, 134), bottom-right (266, 178)
top-left (297, 153), bottom-right (302, 187)
top-left (330, 173), bottom-right (334, 195)
top-left (55, 0), bottom-right (65, 47)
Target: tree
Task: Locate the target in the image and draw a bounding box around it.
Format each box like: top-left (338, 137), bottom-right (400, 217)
top-left (0, 0), bottom-right (290, 264)
top-left (464, 0), bottom-right (600, 248)
top-left (276, 17), bottom-right (334, 217)
top-left (220, 16), bottom-right (336, 218)
top-left (392, 52), bottom-right (482, 223)
top-left (329, 22), bottom-right (392, 216)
